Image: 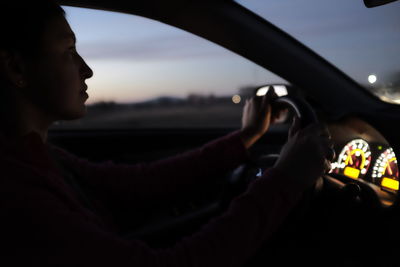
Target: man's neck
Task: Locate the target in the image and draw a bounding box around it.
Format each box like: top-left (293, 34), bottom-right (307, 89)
top-left (5, 95), bottom-right (53, 143)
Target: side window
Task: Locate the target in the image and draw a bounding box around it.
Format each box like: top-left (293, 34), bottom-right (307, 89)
top-left (52, 7), bottom-right (288, 129)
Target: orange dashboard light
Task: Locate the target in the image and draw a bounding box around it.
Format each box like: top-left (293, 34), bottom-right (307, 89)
top-left (381, 177), bottom-right (399, 191)
top-left (344, 167), bottom-right (360, 179)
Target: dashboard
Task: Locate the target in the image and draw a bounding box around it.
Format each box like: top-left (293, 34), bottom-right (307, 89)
top-left (331, 139), bottom-right (399, 193)
top-left (327, 117), bottom-right (399, 206)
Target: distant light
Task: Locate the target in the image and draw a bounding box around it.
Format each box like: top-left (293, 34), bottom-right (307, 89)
top-left (368, 74), bottom-right (377, 84)
top-left (256, 85), bottom-right (288, 97)
top-left (232, 95), bottom-right (241, 104)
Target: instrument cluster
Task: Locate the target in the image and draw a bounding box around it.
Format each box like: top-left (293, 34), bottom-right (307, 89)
top-left (331, 138), bottom-right (399, 193)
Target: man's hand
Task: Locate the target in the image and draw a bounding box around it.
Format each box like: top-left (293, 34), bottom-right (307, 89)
top-left (240, 88), bottom-right (280, 149)
top-left (274, 118), bottom-right (334, 190)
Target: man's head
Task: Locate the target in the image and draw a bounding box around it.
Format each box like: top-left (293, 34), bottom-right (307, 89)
top-left (0, 0), bottom-right (93, 122)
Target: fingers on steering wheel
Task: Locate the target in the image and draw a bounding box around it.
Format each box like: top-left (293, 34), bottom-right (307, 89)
top-left (323, 159), bottom-right (332, 174)
top-left (252, 94), bottom-right (264, 113)
top-left (262, 95), bottom-right (272, 116)
top-left (260, 88), bottom-right (276, 112)
top-left (315, 131), bottom-right (334, 161)
top-left (266, 87), bottom-right (278, 101)
top-left (319, 125), bottom-right (332, 139)
top-left (299, 124), bottom-right (334, 166)
top-left (323, 142), bottom-right (336, 162)
top-left (289, 116), bottom-right (301, 138)
top-left (326, 139), bottom-right (336, 161)
top-left (268, 89), bottom-right (286, 120)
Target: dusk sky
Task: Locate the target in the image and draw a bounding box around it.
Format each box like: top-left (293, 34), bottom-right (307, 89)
top-left (63, 0), bottom-right (400, 104)
top-left (63, 6), bottom-right (281, 104)
top-left (237, 0), bottom-right (400, 86)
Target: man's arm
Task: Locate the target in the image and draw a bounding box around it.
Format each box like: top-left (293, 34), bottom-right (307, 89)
top-left (50, 89), bottom-right (280, 209)
top-left (51, 130), bottom-right (250, 208)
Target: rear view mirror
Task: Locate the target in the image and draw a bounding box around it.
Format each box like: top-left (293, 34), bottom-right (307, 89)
top-left (363, 0), bottom-right (398, 8)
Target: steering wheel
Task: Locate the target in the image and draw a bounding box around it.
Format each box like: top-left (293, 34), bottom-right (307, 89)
top-left (223, 94), bottom-right (388, 243)
top-left (222, 94), bottom-right (376, 217)
top-left (274, 95), bottom-right (319, 127)
top-left (221, 95), bottom-right (320, 207)
top-left (222, 95), bottom-right (395, 266)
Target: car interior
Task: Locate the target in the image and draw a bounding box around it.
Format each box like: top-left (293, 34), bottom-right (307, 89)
top-left (45, 0), bottom-right (400, 265)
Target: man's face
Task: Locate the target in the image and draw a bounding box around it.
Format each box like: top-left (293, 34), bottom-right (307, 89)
top-left (25, 15), bottom-right (93, 121)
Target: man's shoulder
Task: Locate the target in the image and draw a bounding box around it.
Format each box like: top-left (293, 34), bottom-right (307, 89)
top-left (0, 148), bottom-right (60, 189)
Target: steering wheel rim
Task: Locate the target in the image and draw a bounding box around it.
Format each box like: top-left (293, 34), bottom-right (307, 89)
top-left (222, 95), bottom-right (321, 209)
top-left (274, 95), bottom-right (319, 129)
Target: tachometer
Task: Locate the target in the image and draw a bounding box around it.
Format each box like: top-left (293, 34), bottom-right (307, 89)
top-left (332, 139), bottom-right (372, 180)
top-left (372, 147), bottom-right (399, 191)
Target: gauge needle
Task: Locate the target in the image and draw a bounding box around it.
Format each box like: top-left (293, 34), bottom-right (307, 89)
top-left (348, 153), bottom-right (353, 165)
top-left (387, 163), bottom-right (393, 176)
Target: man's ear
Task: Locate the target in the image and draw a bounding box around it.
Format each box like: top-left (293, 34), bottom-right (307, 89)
top-left (0, 49), bottom-right (27, 88)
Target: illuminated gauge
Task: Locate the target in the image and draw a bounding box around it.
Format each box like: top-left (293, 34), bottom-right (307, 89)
top-left (372, 147), bottom-right (399, 191)
top-left (332, 139), bottom-right (372, 180)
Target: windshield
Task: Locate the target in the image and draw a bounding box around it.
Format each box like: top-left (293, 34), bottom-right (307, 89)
top-left (236, 0), bottom-right (400, 104)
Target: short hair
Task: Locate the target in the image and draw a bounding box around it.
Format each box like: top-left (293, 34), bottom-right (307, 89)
top-left (0, 0), bottom-right (65, 59)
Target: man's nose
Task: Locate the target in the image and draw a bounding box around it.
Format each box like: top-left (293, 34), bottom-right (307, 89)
top-left (80, 56), bottom-right (93, 79)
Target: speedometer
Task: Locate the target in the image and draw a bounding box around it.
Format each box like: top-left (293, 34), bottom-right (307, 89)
top-left (372, 147), bottom-right (399, 191)
top-left (332, 139), bottom-right (372, 180)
